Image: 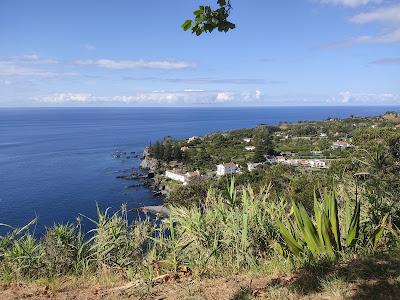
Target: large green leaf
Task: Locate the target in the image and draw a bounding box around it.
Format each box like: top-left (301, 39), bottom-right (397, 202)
top-left (276, 220), bottom-right (303, 256)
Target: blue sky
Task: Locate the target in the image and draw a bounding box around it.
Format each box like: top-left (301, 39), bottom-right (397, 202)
top-left (0, 0), bottom-right (399, 107)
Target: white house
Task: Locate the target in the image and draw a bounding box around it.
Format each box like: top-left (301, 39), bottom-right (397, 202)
top-left (309, 160), bottom-right (327, 169)
top-left (320, 133), bottom-right (327, 138)
top-left (165, 170), bottom-right (186, 183)
top-left (243, 138), bottom-right (252, 143)
top-left (247, 162), bottom-right (262, 172)
top-left (216, 163), bottom-right (238, 176)
top-left (285, 159), bottom-right (299, 166)
top-left (266, 155), bottom-right (286, 164)
top-left (245, 146), bottom-right (256, 151)
top-left (331, 140), bottom-right (351, 150)
top-left (187, 136), bottom-right (199, 143)
top-left (276, 156), bottom-right (286, 163)
top-left (165, 170), bottom-right (200, 184)
top-left (180, 146), bottom-right (190, 152)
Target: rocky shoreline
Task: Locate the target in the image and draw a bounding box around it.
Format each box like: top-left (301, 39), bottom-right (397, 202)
top-left (112, 147), bottom-right (172, 217)
top-left (114, 147), bottom-right (166, 198)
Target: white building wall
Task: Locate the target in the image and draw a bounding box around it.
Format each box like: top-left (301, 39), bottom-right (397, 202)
top-left (165, 171), bottom-right (186, 183)
top-left (216, 164), bottom-right (237, 176)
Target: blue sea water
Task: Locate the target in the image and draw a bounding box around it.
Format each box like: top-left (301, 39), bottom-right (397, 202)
top-left (0, 106), bottom-right (399, 235)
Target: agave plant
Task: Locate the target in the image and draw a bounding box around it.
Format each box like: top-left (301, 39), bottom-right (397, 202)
top-left (225, 176), bottom-right (238, 208)
top-left (276, 189), bottom-right (388, 259)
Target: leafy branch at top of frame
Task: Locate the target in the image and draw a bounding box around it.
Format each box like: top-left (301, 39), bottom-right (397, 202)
top-left (182, 0), bottom-right (236, 36)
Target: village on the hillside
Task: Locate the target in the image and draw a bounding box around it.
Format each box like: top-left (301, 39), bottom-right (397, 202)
top-left (164, 136), bottom-right (352, 184)
top-left (144, 113), bottom-right (400, 193)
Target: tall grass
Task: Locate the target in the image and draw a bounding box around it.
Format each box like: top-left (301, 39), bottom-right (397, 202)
top-left (0, 179), bottom-right (397, 282)
top-left (147, 184), bottom-right (289, 275)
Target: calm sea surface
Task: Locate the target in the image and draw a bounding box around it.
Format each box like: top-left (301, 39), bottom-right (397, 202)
top-left (1, 107), bottom-right (399, 234)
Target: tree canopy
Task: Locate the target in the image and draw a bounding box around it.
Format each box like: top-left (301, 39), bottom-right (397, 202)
top-left (182, 0), bottom-right (235, 36)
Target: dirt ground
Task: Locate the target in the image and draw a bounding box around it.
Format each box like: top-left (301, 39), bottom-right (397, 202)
top-left (1, 256), bottom-right (399, 300)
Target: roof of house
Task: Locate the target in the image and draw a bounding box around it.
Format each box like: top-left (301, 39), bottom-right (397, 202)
top-left (166, 170), bottom-right (185, 176)
top-left (222, 162), bottom-right (237, 168)
top-left (333, 140), bottom-right (350, 146)
top-left (186, 171), bottom-right (200, 177)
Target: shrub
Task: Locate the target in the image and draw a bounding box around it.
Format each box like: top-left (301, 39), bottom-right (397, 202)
top-left (148, 182), bottom-right (286, 275)
top-left (88, 205), bottom-right (154, 272)
top-left (3, 235), bottom-right (45, 279)
top-left (43, 223), bottom-right (89, 276)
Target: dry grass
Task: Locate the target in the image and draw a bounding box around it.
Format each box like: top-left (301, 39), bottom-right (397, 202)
top-left (1, 255), bottom-right (399, 300)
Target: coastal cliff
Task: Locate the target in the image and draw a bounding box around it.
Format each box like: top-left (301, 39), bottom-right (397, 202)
top-left (140, 147), bottom-right (158, 172)
top-left (139, 147), bottom-right (168, 197)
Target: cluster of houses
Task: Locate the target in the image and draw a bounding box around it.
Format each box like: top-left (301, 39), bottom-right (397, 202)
top-left (331, 140), bottom-right (352, 150)
top-left (165, 163), bottom-right (241, 185)
top-left (267, 156), bottom-right (328, 169)
top-left (164, 138), bottom-right (352, 183)
top-left (266, 156), bottom-right (328, 168)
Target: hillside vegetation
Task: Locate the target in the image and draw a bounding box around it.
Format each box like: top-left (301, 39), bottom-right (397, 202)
top-left (1, 113), bottom-right (400, 299)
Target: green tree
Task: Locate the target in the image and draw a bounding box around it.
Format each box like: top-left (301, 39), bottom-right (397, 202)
top-left (163, 140), bottom-right (173, 161)
top-left (172, 144), bottom-right (183, 161)
top-left (253, 129), bottom-right (274, 163)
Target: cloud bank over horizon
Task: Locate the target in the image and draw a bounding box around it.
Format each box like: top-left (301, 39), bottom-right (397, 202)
top-left (0, 1), bottom-right (398, 107)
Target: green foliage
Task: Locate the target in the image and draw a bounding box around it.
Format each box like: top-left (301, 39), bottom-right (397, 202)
top-left (165, 179), bottom-right (210, 208)
top-left (182, 0), bottom-right (235, 36)
top-left (3, 234), bottom-right (45, 279)
top-left (87, 205), bottom-right (154, 270)
top-left (253, 128), bottom-right (275, 163)
top-left (42, 223), bottom-right (89, 276)
top-left (388, 134), bottom-right (400, 159)
top-left (277, 189), bottom-right (389, 259)
top-left (149, 138), bottom-right (183, 162)
top-left (1, 113), bottom-right (400, 282)
top-left (150, 181), bottom-right (282, 274)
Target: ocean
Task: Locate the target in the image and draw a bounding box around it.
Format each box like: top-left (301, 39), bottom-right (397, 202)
top-left (1, 106), bottom-right (399, 235)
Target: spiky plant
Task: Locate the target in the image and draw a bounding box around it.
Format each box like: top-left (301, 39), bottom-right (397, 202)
top-left (276, 189), bottom-right (388, 259)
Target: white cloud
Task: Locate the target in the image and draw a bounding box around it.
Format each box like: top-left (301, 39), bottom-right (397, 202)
top-left (122, 76), bottom-right (266, 85)
top-left (0, 55), bottom-right (70, 77)
top-left (0, 61), bottom-right (77, 77)
top-left (327, 28), bottom-right (400, 47)
top-left (324, 4), bottom-right (400, 47)
top-left (34, 90), bottom-right (265, 106)
top-left (369, 57), bottom-right (400, 64)
top-left (216, 92), bottom-right (234, 103)
top-left (0, 79), bottom-right (12, 85)
top-left (352, 28), bottom-right (400, 44)
top-left (320, 0), bottom-right (382, 7)
top-left (339, 91), bottom-right (352, 103)
top-left (183, 89), bottom-right (205, 92)
top-left (74, 59), bottom-right (195, 70)
top-left (81, 43), bottom-right (96, 51)
top-left (36, 93), bottom-right (94, 103)
top-left (336, 91), bottom-right (400, 104)
top-left (350, 4), bottom-right (400, 23)
top-left (8, 54), bottom-right (59, 65)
